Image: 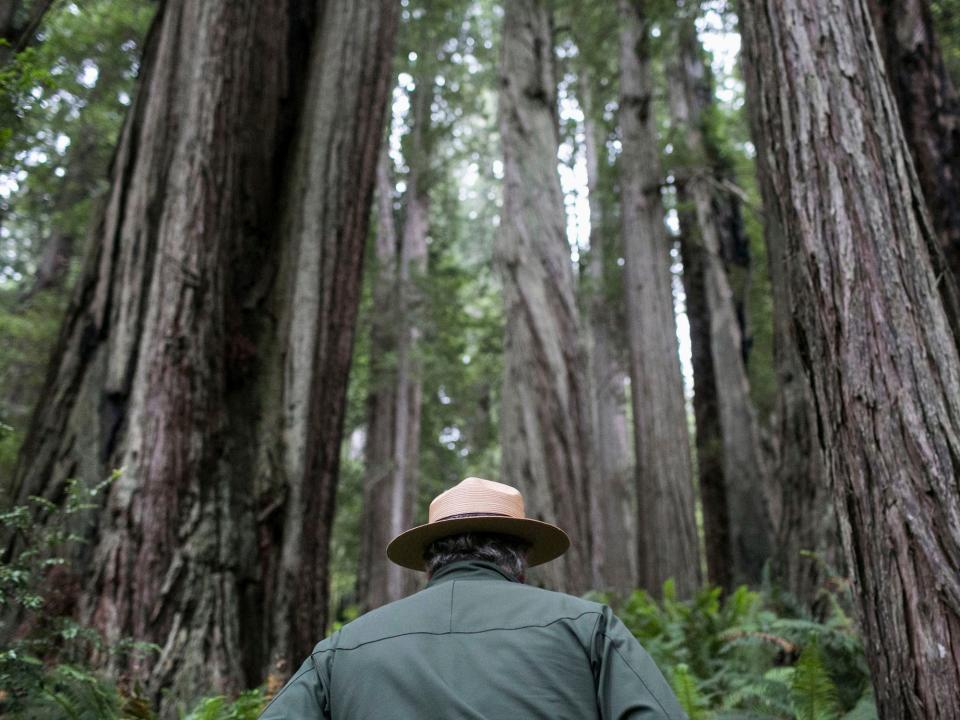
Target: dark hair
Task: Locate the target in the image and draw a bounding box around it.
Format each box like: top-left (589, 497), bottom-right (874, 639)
top-left (423, 532), bottom-right (531, 580)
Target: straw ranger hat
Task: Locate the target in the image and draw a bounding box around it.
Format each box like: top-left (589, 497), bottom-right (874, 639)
top-left (387, 477), bottom-right (570, 571)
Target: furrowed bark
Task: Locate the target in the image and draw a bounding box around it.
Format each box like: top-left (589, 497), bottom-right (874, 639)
top-left (740, 0), bottom-right (960, 714)
top-left (765, 202), bottom-right (839, 612)
top-left (666, 14), bottom-right (771, 589)
top-left (9, 0), bottom-right (398, 712)
top-left (496, 0), bottom-right (594, 594)
top-left (735, 6), bottom-right (838, 614)
top-left (11, 0), bottom-right (307, 709)
top-left (259, 0), bottom-right (398, 673)
top-left (618, 0), bottom-right (700, 599)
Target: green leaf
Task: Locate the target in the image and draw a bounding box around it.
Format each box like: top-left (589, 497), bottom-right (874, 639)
top-left (791, 641), bottom-right (840, 720)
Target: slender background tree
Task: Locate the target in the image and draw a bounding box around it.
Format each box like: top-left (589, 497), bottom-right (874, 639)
top-left (618, 0), bottom-right (700, 599)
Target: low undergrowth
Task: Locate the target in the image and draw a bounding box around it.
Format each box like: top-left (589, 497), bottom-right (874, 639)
top-left (0, 480), bottom-right (875, 719)
top-left (608, 580), bottom-right (877, 720)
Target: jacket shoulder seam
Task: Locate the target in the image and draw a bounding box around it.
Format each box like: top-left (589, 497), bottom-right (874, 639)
top-left (312, 609), bottom-right (603, 655)
top-left (602, 633), bottom-right (676, 719)
top-left (449, 581), bottom-right (455, 632)
top-left (258, 661), bottom-right (316, 716)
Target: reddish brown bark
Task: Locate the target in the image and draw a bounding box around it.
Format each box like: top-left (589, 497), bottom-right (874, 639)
top-left (496, 0), bottom-right (595, 594)
top-left (9, 0), bottom-right (398, 712)
top-left (740, 0), bottom-right (960, 714)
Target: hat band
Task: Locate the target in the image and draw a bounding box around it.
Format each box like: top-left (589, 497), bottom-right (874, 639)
top-left (434, 511), bottom-right (516, 522)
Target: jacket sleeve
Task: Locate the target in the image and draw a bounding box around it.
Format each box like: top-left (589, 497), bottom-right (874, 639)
top-left (592, 607), bottom-right (688, 720)
top-left (258, 641), bottom-right (332, 720)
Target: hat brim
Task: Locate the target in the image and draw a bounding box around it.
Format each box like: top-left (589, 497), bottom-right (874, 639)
top-left (386, 515), bottom-right (570, 571)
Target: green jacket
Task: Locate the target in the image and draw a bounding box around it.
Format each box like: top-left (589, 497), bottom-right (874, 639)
top-left (260, 560), bottom-right (687, 719)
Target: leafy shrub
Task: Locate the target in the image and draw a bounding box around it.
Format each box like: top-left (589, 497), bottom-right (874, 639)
top-left (614, 580), bottom-right (877, 720)
top-left (180, 689), bottom-right (268, 720)
top-left (0, 471), bottom-right (157, 719)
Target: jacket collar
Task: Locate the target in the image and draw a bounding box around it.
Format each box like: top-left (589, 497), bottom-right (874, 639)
top-left (426, 559), bottom-right (521, 587)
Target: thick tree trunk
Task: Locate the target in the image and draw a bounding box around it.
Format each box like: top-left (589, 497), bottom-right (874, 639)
top-left (735, 7), bottom-right (839, 614)
top-left (583, 90), bottom-right (636, 595)
top-left (666, 15), bottom-right (771, 589)
top-left (740, 1), bottom-right (960, 715)
top-left (496, 0), bottom-right (594, 594)
top-left (255, 0), bottom-right (398, 678)
top-left (10, 0), bottom-right (397, 712)
top-left (869, 0), bottom-right (960, 285)
top-left (11, 0), bottom-right (307, 705)
top-left (765, 205), bottom-right (838, 611)
top-left (618, 0), bottom-right (700, 599)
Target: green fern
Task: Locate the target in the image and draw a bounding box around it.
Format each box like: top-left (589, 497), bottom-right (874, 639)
top-left (670, 663), bottom-right (708, 720)
top-left (724, 668), bottom-right (794, 718)
top-left (181, 689), bottom-right (267, 720)
top-left (6, 663), bottom-right (121, 720)
top-left (791, 642), bottom-right (840, 720)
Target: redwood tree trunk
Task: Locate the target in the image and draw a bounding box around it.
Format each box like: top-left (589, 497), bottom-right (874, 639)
top-left (618, 0), bottom-right (700, 599)
top-left (357, 79), bottom-right (431, 611)
top-left (256, 0), bottom-right (398, 677)
top-left (496, 0), bottom-right (594, 594)
top-left (667, 14), bottom-right (771, 589)
top-left (740, 1), bottom-right (960, 714)
top-left (869, 0), bottom-right (960, 285)
top-left (765, 203), bottom-right (839, 611)
top-left (583, 88), bottom-right (636, 595)
top-left (9, 0), bottom-right (397, 712)
top-left (357, 152), bottom-right (404, 613)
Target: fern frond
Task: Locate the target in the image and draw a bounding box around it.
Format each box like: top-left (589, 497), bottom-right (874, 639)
top-left (791, 642), bottom-right (840, 720)
top-left (670, 663), bottom-right (707, 720)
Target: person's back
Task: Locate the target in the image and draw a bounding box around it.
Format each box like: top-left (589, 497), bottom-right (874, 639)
top-left (260, 478), bottom-right (687, 719)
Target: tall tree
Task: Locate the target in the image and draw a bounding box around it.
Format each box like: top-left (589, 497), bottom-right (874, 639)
top-left (251, 0), bottom-right (397, 682)
top-left (740, 0), bottom-right (960, 714)
top-left (357, 88), bottom-right (431, 611)
top-left (582, 81), bottom-right (637, 595)
top-left (496, 0), bottom-right (594, 593)
top-left (666, 11), bottom-right (771, 590)
top-left (357, 152), bottom-right (409, 612)
top-left (869, 0), bottom-right (960, 284)
top-left (8, 0), bottom-right (397, 712)
top-left (618, 0), bottom-right (700, 598)
top-left (765, 207), bottom-right (839, 610)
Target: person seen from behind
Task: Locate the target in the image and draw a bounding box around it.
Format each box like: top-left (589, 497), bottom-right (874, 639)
top-left (260, 476), bottom-right (688, 719)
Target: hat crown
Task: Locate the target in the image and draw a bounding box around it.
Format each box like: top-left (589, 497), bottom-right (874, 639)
top-left (428, 477), bottom-right (525, 523)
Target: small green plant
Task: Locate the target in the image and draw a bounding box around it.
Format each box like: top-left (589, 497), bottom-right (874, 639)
top-left (671, 663), bottom-right (708, 720)
top-left (181, 689), bottom-right (267, 720)
top-left (616, 579), bottom-right (877, 720)
top-left (0, 470), bottom-right (159, 718)
top-left (791, 642), bottom-right (840, 720)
